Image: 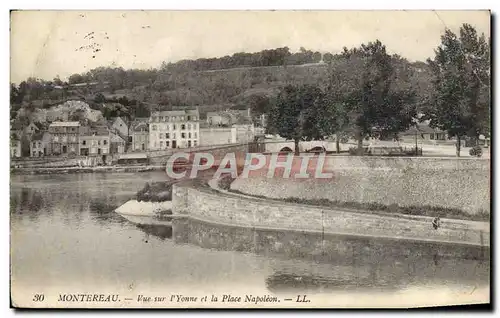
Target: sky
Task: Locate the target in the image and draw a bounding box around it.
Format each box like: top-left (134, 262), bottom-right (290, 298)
top-left (10, 10), bottom-right (490, 84)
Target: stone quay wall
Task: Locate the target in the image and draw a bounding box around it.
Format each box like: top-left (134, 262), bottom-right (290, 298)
top-left (172, 182), bottom-right (490, 253)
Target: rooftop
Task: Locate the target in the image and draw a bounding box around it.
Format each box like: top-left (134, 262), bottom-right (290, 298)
top-left (49, 121), bottom-right (80, 127)
top-left (401, 124), bottom-right (445, 135)
top-left (152, 109), bottom-right (199, 117)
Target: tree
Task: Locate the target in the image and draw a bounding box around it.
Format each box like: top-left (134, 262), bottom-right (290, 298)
top-left (10, 83), bottom-right (23, 104)
top-left (424, 24), bottom-right (490, 156)
top-left (329, 40), bottom-right (417, 154)
top-left (323, 52), bottom-right (334, 64)
top-left (94, 93), bottom-right (106, 104)
top-left (69, 109), bottom-right (87, 124)
top-left (267, 84), bottom-right (327, 155)
top-left (68, 73), bottom-right (85, 85)
top-left (53, 76), bottom-right (63, 86)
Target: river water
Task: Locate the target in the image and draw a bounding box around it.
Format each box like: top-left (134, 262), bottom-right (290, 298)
top-left (10, 172), bottom-right (490, 307)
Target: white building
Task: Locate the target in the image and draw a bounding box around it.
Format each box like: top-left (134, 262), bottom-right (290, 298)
top-left (149, 109), bottom-right (200, 150)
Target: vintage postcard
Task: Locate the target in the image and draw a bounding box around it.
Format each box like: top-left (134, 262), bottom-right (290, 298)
top-left (10, 10), bottom-right (491, 309)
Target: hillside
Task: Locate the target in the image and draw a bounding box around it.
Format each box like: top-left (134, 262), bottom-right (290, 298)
top-left (10, 46), bottom-right (434, 122)
top-left (100, 61), bottom-right (432, 107)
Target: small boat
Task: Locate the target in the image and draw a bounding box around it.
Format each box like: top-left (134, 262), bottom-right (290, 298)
top-left (115, 200), bottom-right (173, 226)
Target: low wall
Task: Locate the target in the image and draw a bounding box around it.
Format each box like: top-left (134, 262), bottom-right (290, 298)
top-left (230, 155), bottom-right (490, 215)
top-left (172, 182), bottom-right (490, 257)
top-left (11, 156), bottom-right (105, 168)
top-left (148, 143), bottom-right (249, 165)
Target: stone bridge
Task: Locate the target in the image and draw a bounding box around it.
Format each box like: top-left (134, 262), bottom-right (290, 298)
top-left (263, 140), bottom-right (339, 153)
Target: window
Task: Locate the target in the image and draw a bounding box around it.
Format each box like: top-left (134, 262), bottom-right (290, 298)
top-left (152, 125), bottom-right (157, 131)
top-left (172, 116), bottom-right (176, 121)
top-left (38, 142), bottom-right (42, 147)
top-left (181, 133), bottom-right (186, 139)
top-left (188, 124), bottom-right (191, 130)
top-left (98, 140), bottom-right (101, 146)
top-left (430, 133), bottom-right (435, 140)
top-left (193, 116), bottom-right (197, 121)
top-left (181, 124), bottom-right (186, 130)
top-left (188, 132), bottom-right (191, 138)
top-left (54, 136), bottom-right (59, 142)
top-left (82, 140), bottom-right (86, 145)
top-left (166, 133), bottom-right (170, 139)
top-left (160, 116), bottom-right (164, 121)
top-left (194, 132), bottom-right (197, 138)
top-left (160, 133), bottom-right (164, 139)
top-left (187, 116), bottom-right (191, 121)
top-left (193, 140), bottom-right (197, 146)
top-left (104, 140), bottom-right (107, 145)
top-left (166, 116), bottom-right (170, 121)
top-left (160, 141), bottom-right (164, 148)
top-left (172, 133), bottom-right (176, 139)
top-left (166, 141), bottom-right (170, 147)
top-left (181, 116), bottom-right (185, 121)
top-left (173, 124), bottom-right (176, 130)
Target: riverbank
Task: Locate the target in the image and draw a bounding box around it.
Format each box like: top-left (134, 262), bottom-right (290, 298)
top-left (10, 165), bottom-right (165, 175)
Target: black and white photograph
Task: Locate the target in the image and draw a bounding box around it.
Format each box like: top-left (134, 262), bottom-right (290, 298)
top-left (9, 10), bottom-right (491, 308)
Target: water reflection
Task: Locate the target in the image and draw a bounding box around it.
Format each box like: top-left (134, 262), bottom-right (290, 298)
top-left (10, 172), bottom-right (490, 296)
top-left (127, 218), bottom-right (489, 294)
top-left (10, 188), bottom-right (46, 221)
top-left (88, 199), bottom-right (128, 226)
top-left (135, 224), bottom-right (173, 240)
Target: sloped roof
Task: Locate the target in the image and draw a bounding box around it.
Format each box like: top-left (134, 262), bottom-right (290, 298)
top-left (111, 116), bottom-right (129, 126)
top-left (132, 122), bottom-right (149, 131)
top-left (401, 124), bottom-right (445, 136)
top-left (207, 111), bottom-right (232, 120)
top-left (152, 109), bottom-right (199, 117)
top-left (49, 121), bottom-right (80, 127)
top-left (31, 132), bottom-right (45, 141)
top-left (110, 132), bottom-right (125, 143)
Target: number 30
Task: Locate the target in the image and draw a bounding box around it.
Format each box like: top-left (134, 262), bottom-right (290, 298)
top-left (33, 294), bottom-right (44, 302)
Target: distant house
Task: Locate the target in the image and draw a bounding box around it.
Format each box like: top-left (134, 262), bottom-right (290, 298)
top-left (206, 108), bottom-right (252, 127)
top-left (131, 121), bottom-right (149, 152)
top-left (110, 132), bottom-right (126, 154)
top-left (48, 121), bottom-right (81, 155)
top-left (80, 125), bottom-right (110, 157)
top-left (111, 116), bottom-right (130, 138)
top-left (30, 132), bottom-right (51, 157)
top-left (11, 121), bottom-right (40, 137)
top-left (206, 111), bottom-right (232, 127)
top-left (10, 133), bottom-right (21, 158)
top-left (149, 109), bottom-right (200, 150)
top-left (399, 124), bottom-right (449, 144)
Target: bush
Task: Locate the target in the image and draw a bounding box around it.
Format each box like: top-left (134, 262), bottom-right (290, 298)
top-left (469, 146), bottom-right (483, 157)
top-left (217, 174), bottom-right (235, 190)
top-left (135, 181), bottom-right (174, 202)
